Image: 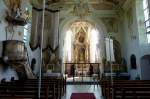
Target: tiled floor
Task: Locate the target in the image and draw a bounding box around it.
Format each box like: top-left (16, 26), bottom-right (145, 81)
top-left (63, 85), bottom-right (103, 99)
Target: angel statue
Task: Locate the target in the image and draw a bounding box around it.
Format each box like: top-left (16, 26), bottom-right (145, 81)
top-left (3, 0), bottom-right (21, 18)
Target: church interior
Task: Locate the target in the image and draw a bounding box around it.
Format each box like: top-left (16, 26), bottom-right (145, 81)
top-left (0, 0), bottom-right (150, 99)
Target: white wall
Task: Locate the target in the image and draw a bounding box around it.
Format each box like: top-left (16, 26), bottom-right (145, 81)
top-left (118, 0), bottom-right (150, 80)
top-left (0, 67), bottom-right (18, 82)
top-left (120, 1), bottom-right (140, 80)
top-left (26, 45), bottom-right (41, 75)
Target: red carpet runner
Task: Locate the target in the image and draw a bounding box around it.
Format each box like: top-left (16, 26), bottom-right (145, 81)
top-left (70, 93), bottom-right (96, 99)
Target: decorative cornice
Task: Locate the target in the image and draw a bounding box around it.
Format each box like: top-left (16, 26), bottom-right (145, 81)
top-left (122, 0), bottom-right (133, 11)
top-left (32, 7), bottom-right (60, 13)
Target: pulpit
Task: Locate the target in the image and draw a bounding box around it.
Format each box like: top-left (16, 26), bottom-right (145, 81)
top-left (2, 40), bottom-right (35, 79)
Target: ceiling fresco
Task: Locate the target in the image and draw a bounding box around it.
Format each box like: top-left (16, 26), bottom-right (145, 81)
top-left (29, 0), bottom-right (127, 11)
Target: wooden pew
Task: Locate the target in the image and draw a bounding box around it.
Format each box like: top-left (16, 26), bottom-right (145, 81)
top-left (19, 78), bottom-right (65, 99)
top-left (0, 77), bottom-right (65, 99)
top-left (42, 76), bottom-right (66, 98)
top-left (0, 80), bottom-right (55, 99)
top-left (25, 77), bottom-right (65, 99)
top-left (100, 80), bottom-right (150, 99)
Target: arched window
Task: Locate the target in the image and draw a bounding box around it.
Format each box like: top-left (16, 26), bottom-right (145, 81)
top-left (143, 0), bottom-right (150, 43)
top-left (65, 30), bottom-right (72, 62)
top-left (130, 54), bottom-right (137, 69)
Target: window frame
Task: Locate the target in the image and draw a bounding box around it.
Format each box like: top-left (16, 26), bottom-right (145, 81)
top-left (143, 0), bottom-right (150, 34)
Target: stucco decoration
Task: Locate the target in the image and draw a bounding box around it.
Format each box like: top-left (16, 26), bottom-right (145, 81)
top-left (92, 3), bottom-right (114, 10)
top-left (101, 17), bottom-right (118, 33)
top-left (126, 6), bottom-right (133, 35)
top-left (30, 0), bottom-right (63, 11)
top-left (3, 0), bottom-right (21, 15)
top-left (70, 0), bottom-right (91, 18)
top-left (4, 0), bottom-right (29, 25)
top-left (3, 0), bottom-right (30, 40)
top-left (29, 0), bottom-right (43, 8)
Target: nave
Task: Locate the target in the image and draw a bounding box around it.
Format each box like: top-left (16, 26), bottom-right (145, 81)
top-left (63, 85), bottom-right (102, 99)
top-left (1, 0), bottom-right (150, 99)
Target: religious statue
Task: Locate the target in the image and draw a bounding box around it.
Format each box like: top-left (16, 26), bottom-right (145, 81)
top-left (4, 0), bottom-right (30, 26)
top-left (3, 0), bottom-right (22, 20)
top-left (3, 0), bottom-right (30, 40)
top-left (79, 47), bottom-right (85, 61)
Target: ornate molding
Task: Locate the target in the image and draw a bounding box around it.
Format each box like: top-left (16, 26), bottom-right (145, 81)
top-left (100, 17), bottom-right (119, 33)
top-left (122, 0), bottom-right (133, 11)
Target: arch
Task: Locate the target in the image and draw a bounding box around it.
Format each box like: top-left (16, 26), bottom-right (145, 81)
top-left (59, 16), bottom-right (107, 74)
top-left (59, 16), bottom-right (107, 36)
top-left (59, 16), bottom-right (107, 62)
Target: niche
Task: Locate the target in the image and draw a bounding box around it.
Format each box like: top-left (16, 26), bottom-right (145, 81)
top-left (130, 54), bottom-right (137, 69)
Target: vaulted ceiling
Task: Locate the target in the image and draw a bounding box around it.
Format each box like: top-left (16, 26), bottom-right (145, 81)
top-left (31, 0), bottom-right (127, 11)
top-left (30, 0), bottom-right (128, 20)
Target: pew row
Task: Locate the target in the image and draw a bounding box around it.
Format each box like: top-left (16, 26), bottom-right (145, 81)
top-left (0, 77), bottom-right (66, 99)
top-left (100, 80), bottom-right (150, 99)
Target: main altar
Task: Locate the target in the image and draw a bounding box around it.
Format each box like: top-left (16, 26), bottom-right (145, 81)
top-left (73, 28), bottom-right (90, 75)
